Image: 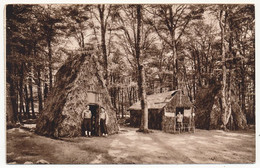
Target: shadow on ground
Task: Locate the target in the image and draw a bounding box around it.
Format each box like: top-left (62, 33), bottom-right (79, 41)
top-left (6, 126), bottom-right (255, 164)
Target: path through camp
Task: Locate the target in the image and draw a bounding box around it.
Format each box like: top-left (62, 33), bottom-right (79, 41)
top-left (7, 126), bottom-right (255, 164)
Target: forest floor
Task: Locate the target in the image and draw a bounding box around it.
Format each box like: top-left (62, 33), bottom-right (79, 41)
top-left (6, 125), bottom-right (255, 164)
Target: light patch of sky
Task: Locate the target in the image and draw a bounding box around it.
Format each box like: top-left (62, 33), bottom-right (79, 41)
top-left (203, 9), bottom-right (219, 31)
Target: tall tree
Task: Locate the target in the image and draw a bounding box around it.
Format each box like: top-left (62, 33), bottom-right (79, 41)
top-left (219, 7), bottom-right (230, 130)
top-left (98, 5), bottom-right (110, 82)
top-left (39, 5), bottom-right (64, 90)
top-left (62, 5), bottom-right (91, 49)
top-left (6, 4), bottom-right (34, 122)
top-left (113, 5), bottom-right (150, 132)
top-left (148, 5), bottom-right (204, 90)
top-left (136, 5), bottom-right (149, 132)
top-left (90, 5), bottom-right (113, 84)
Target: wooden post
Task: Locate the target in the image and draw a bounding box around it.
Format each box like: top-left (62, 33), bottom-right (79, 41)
top-left (192, 109), bottom-right (195, 133)
top-left (189, 115), bottom-right (191, 133)
top-left (173, 116), bottom-right (176, 134)
top-left (97, 106), bottom-right (101, 136)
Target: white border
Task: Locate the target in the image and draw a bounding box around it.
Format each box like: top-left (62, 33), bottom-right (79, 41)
top-left (1, 0), bottom-right (259, 168)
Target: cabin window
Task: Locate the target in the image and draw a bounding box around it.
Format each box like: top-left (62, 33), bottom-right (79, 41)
top-left (184, 108), bottom-right (191, 117)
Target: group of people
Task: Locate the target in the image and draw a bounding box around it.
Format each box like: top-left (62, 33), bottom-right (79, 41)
top-left (82, 105), bottom-right (108, 137)
top-left (83, 106), bottom-right (187, 136)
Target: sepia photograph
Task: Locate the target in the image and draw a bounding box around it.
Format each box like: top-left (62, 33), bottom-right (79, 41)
top-left (3, 0), bottom-right (257, 166)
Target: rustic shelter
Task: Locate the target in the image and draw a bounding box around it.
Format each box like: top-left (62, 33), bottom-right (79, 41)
top-left (36, 52), bottom-right (119, 138)
top-left (128, 90), bottom-right (194, 133)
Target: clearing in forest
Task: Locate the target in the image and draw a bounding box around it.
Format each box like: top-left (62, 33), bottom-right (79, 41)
top-left (6, 126), bottom-right (255, 164)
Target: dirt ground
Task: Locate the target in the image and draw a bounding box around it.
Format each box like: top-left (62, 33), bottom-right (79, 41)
top-left (6, 126), bottom-right (255, 164)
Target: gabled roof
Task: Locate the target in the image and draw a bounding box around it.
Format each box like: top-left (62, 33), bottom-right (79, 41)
top-left (128, 90), bottom-right (179, 110)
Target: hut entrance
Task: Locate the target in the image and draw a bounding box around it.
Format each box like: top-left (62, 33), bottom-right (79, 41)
top-left (176, 107), bottom-right (184, 115)
top-left (89, 104), bottom-right (100, 136)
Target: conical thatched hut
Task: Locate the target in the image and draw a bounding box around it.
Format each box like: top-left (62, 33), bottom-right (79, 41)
top-left (35, 52), bottom-right (119, 138)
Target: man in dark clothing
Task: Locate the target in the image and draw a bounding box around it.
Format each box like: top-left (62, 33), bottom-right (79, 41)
top-left (99, 107), bottom-right (108, 137)
top-left (82, 105), bottom-right (92, 137)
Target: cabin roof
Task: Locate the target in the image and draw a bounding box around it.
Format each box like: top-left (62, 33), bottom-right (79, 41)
top-left (128, 90), bottom-right (192, 110)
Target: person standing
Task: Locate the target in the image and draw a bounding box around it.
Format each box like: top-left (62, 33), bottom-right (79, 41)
top-left (82, 105), bottom-right (92, 137)
top-left (176, 112), bottom-right (184, 132)
top-left (99, 107), bottom-right (108, 137)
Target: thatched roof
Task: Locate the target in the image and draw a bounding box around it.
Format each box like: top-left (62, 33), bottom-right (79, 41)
top-left (35, 52), bottom-right (119, 138)
top-left (128, 90), bottom-right (192, 111)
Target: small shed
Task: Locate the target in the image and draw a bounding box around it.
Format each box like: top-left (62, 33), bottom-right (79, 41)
top-left (128, 90), bottom-right (195, 133)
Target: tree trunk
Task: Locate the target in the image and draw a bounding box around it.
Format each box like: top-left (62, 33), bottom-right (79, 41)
top-left (24, 84), bottom-right (31, 118)
top-left (29, 77), bottom-right (36, 118)
top-left (219, 10), bottom-right (229, 130)
top-left (121, 88), bottom-right (124, 118)
top-left (6, 82), bottom-right (17, 125)
top-left (47, 38), bottom-right (53, 90)
top-left (98, 4), bottom-right (108, 83)
top-left (192, 50), bottom-right (197, 100)
top-left (33, 40), bottom-right (43, 113)
top-left (133, 87), bottom-right (136, 103)
top-left (251, 79), bottom-right (255, 124)
top-left (44, 83), bottom-right (48, 100)
top-left (136, 5), bottom-right (149, 133)
top-left (226, 74), bottom-right (232, 129)
top-left (15, 82), bottom-right (19, 121)
top-left (113, 87), bottom-right (117, 112)
top-left (117, 87), bottom-right (120, 117)
top-left (131, 87), bottom-right (135, 105)
top-left (127, 87), bottom-right (131, 106)
top-left (172, 46), bottom-right (178, 90)
top-left (241, 62), bottom-right (246, 114)
top-left (80, 31), bottom-right (85, 48)
top-left (18, 63), bottom-right (24, 116)
top-left (140, 66), bottom-right (148, 131)
top-left (37, 69), bottom-right (43, 113)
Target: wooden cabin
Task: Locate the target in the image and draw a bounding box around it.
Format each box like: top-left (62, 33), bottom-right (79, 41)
top-left (128, 90), bottom-right (195, 133)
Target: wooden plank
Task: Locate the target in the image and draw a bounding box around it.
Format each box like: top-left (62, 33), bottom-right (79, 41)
top-left (165, 112), bottom-right (175, 117)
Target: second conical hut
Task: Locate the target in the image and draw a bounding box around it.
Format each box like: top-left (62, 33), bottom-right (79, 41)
top-left (36, 51), bottom-right (119, 138)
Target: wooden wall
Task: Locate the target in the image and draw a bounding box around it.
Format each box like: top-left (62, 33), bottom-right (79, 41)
top-left (129, 110), bottom-right (141, 128)
top-left (129, 109), bottom-right (163, 130)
